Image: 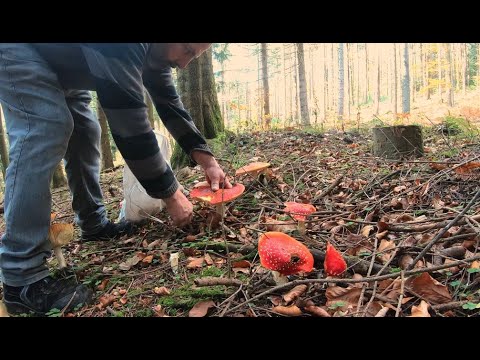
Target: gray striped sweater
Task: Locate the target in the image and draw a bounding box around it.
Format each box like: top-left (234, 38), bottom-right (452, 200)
top-left (32, 43), bottom-right (213, 199)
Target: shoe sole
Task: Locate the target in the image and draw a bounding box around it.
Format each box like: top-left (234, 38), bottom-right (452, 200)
top-left (3, 300), bottom-right (43, 316)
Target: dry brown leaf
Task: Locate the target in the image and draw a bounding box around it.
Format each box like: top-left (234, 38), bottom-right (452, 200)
top-left (0, 301), bottom-right (9, 317)
top-left (264, 216), bottom-right (298, 232)
top-left (282, 285), bottom-right (308, 304)
top-left (154, 286), bottom-right (171, 296)
top-left (189, 300), bottom-right (215, 317)
top-left (361, 225), bottom-right (374, 237)
top-left (277, 183), bottom-right (288, 192)
top-left (363, 301), bottom-right (384, 317)
top-left (326, 286), bottom-right (363, 311)
top-left (454, 161), bottom-right (480, 174)
top-left (304, 305), bottom-right (331, 317)
top-left (409, 300), bottom-right (431, 317)
top-left (374, 306), bottom-right (390, 317)
top-left (118, 253), bottom-right (143, 271)
top-left (272, 305), bottom-right (303, 316)
top-left (432, 195), bottom-right (446, 210)
top-left (98, 294), bottom-right (116, 309)
top-left (97, 278), bottom-right (109, 291)
top-left (377, 239), bottom-right (395, 264)
top-left (231, 260), bottom-right (251, 268)
top-left (394, 214), bottom-right (414, 223)
top-left (142, 255), bottom-right (154, 264)
top-left (470, 260), bottom-right (480, 269)
top-left (406, 272), bottom-right (452, 304)
top-left (239, 227), bottom-right (248, 238)
top-left (49, 223), bottom-right (74, 245)
top-left (152, 304), bottom-right (169, 317)
top-left (204, 253), bottom-right (214, 265)
top-left (430, 163), bottom-right (448, 171)
top-left (187, 257), bottom-right (205, 269)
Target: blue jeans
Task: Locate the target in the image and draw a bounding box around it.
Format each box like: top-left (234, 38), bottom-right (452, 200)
top-left (0, 43), bottom-right (109, 286)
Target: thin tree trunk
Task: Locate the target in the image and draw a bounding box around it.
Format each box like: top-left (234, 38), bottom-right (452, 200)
top-left (293, 49), bottom-right (299, 123)
top-left (323, 43), bottom-right (328, 120)
top-left (97, 99), bottom-right (114, 170)
top-left (0, 105), bottom-right (9, 180)
top-left (446, 43), bottom-right (455, 107)
top-left (261, 43), bottom-right (270, 127)
top-left (346, 43), bottom-right (352, 120)
top-left (402, 43), bottom-right (411, 113)
top-left (375, 45), bottom-right (381, 115)
top-left (52, 163), bottom-right (67, 188)
top-left (365, 43), bottom-right (369, 103)
top-left (463, 43), bottom-right (468, 97)
top-left (297, 43), bottom-right (310, 126)
top-left (338, 43), bottom-right (345, 128)
top-left (438, 43), bottom-right (443, 102)
top-left (393, 43), bottom-right (398, 117)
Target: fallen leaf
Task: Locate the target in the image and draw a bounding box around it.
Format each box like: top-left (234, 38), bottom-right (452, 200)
top-left (97, 278), bottom-right (109, 291)
top-left (98, 294), bottom-right (116, 309)
top-left (326, 286), bottom-right (363, 311)
top-left (361, 225), bottom-right (374, 237)
top-left (187, 257), bottom-right (205, 269)
top-left (277, 183), bottom-right (288, 192)
top-left (283, 285), bottom-right (308, 304)
top-left (374, 306), bottom-right (390, 317)
top-left (304, 305), bottom-right (331, 317)
top-left (169, 252), bottom-right (179, 274)
top-left (147, 239), bottom-right (161, 250)
top-left (189, 300), bottom-right (215, 317)
top-left (264, 216), bottom-right (297, 232)
top-left (0, 301), bottom-right (9, 317)
top-left (377, 239), bottom-right (396, 264)
top-left (239, 227), bottom-right (248, 238)
top-left (409, 300), bottom-right (431, 317)
top-left (118, 253), bottom-right (143, 271)
top-left (272, 305), bottom-right (303, 316)
top-left (406, 273), bottom-right (452, 304)
top-left (470, 261), bottom-right (480, 269)
top-left (152, 304), bottom-right (169, 317)
top-left (231, 260), bottom-right (251, 268)
top-left (204, 253), bottom-right (214, 265)
top-left (142, 255), bottom-right (154, 264)
top-left (154, 286), bottom-right (171, 296)
top-left (431, 195), bottom-right (445, 210)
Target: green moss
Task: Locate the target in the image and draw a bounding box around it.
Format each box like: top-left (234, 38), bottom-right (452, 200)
top-left (158, 283), bottom-right (228, 309)
top-left (200, 266), bottom-right (225, 278)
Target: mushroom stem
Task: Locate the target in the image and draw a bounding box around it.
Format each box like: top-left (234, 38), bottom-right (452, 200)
top-left (216, 203), bottom-right (226, 218)
top-left (54, 246), bottom-right (67, 269)
top-left (298, 221), bottom-right (306, 235)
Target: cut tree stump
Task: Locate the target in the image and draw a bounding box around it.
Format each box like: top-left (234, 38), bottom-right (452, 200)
top-left (372, 125), bottom-right (423, 159)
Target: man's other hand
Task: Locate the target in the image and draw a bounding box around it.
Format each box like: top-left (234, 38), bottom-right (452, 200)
top-left (163, 188), bottom-right (193, 227)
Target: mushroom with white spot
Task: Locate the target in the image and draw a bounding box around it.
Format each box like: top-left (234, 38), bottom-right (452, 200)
top-left (283, 202), bottom-right (316, 235)
top-left (324, 242), bottom-right (347, 276)
top-left (190, 183), bottom-right (245, 218)
top-left (258, 231), bottom-right (314, 276)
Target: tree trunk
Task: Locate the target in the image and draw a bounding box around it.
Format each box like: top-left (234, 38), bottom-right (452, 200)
top-left (296, 43), bottom-right (310, 127)
top-left (0, 105), bottom-right (9, 180)
top-left (402, 43), bottom-right (411, 114)
top-left (52, 163), bottom-right (67, 188)
top-left (365, 43), bottom-right (369, 103)
top-left (323, 43), bottom-right (328, 120)
top-left (173, 48), bottom-right (222, 169)
top-left (201, 47), bottom-right (223, 138)
top-left (463, 43), bottom-right (468, 97)
top-left (373, 125), bottom-right (423, 159)
top-left (97, 99), bottom-right (114, 170)
top-left (375, 46), bottom-right (381, 115)
top-left (437, 43), bottom-right (443, 101)
top-left (393, 43), bottom-right (398, 117)
top-left (445, 43), bottom-right (455, 107)
top-left (338, 43), bottom-right (345, 127)
top-left (145, 89), bottom-right (155, 129)
top-left (261, 43), bottom-right (270, 127)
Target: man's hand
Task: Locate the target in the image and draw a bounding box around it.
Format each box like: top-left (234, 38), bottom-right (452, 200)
top-left (163, 188), bottom-right (193, 227)
top-left (191, 151), bottom-right (232, 191)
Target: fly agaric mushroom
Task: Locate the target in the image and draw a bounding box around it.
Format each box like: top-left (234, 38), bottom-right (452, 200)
top-left (190, 183), bottom-right (245, 218)
top-left (283, 202), bottom-right (316, 235)
top-left (258, 231), bottom-right (314, 276)
top-left (324, 242), bottom-right (347, 276)
top-left (49, 223), bottom-right (74, 269)
top-left (235, 162), bottom-right (271, 178)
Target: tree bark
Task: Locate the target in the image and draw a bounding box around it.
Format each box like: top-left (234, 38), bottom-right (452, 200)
top-left (296, 43), bottom-right (310, 127)
top-left (97, 99), bottom-right (114, 170)
top-left (373, 125), bottom-right (423, 159)
top-left (0, 105), bottom-right (9, 180)
top-left (261, 43), bottom-right (270, 128)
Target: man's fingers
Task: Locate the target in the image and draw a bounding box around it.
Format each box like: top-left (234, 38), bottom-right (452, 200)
top-left (211, 182), bottom-right (219, 191)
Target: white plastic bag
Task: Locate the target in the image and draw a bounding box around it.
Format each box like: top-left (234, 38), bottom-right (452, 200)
top-left (118, 131), bottom-right (172, 223)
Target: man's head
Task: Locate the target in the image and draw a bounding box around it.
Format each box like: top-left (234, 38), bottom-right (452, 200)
top-left (158, 43), bottom-right (211, 69)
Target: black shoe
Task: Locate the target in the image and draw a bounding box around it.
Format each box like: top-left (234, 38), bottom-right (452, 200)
top-left (3, 276), bottom-right (93, 316)
top-left (81, 220), bottom-right (135, 242)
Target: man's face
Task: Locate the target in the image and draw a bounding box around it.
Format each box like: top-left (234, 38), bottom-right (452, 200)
top-left (163, 43), bottom-right (211, 69)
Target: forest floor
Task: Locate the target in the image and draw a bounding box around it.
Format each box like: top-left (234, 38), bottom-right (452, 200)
top-left (2, 122), bottom-right (480, 317)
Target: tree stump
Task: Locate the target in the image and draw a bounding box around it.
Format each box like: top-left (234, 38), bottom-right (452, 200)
top-left (372, 125), bottom-right (423, 159)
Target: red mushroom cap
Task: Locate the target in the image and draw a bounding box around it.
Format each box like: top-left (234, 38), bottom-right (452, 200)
top-left (258, 231), bottom-right (314, 275)
top-left (324, 242), bottom-right (347, 276)
top-left (190, 183), bottom-right (245, 205)
top-left (235, 162), bottom-right (271, 176)
top-left (284, 202), bottom-right (316, 222)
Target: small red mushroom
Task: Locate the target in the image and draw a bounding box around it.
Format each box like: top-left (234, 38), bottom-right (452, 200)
top-left (190, 183), bottom-right (245, 218)
top-left (283, 202), bottom-right (316, 235)
top-left (324, 242), bottom-right (347, 276)
top-left (258, 231), bottom-right (314, 276)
